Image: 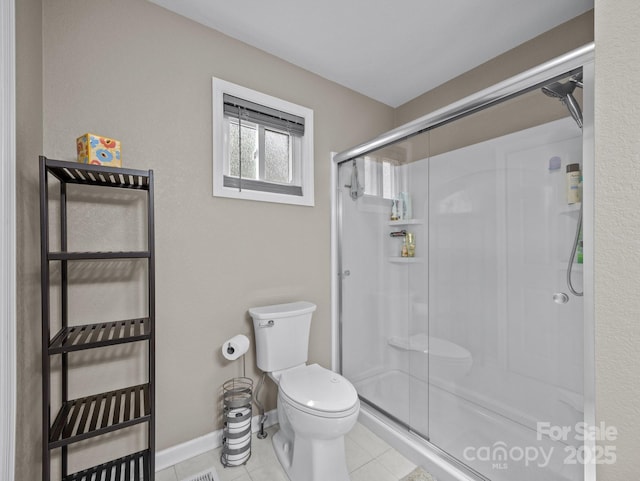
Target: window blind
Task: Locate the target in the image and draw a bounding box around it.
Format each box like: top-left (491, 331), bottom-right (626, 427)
top-left (223, 94), bottom-right (305, 136)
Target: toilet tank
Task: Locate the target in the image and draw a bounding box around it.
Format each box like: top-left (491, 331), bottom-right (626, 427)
top-left (249, 301), bottom-right (316, 372)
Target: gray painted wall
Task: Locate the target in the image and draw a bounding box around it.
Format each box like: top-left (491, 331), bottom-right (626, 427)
top-left (16, 0), bottom-right (394, 476)
top-left (594, 1), bottom-right (640, 478)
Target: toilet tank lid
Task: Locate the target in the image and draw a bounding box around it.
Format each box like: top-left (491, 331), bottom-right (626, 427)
top-left (248, 301), bottom-right (316, 320)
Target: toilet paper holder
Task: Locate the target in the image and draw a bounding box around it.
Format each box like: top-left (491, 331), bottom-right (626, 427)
top-left (221, 377), bottom-right (253, 467)
top-left (222, 334), bottom-right (250, 362)
top-left (222, 334), bottom-right (251, 381)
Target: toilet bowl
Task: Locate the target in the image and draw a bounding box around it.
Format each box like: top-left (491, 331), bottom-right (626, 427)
top-left (272, 364), bottom-right (359, 481)
top-left (249, 302), bottom-right (360, 481)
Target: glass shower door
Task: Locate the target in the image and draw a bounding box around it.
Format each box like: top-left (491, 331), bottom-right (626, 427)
top-left (339, 156), bottom-right (419, 432)
top-left (426, 116), bottom-right (584, 481)
top-left (338, 67), bottom-right (589, 481)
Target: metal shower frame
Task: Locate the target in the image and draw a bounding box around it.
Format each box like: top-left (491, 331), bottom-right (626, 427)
top-left (331, 42), bottom-right (596, 481)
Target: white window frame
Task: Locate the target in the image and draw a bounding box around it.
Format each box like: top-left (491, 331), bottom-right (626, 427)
top-left (212, 78), bottom-right (314, 206)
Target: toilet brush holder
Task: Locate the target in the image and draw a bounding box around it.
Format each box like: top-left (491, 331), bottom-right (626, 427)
top-left (221, 377), bottom-right (253, 467)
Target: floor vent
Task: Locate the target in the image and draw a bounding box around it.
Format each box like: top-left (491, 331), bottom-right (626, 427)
top-left (179, 469), bottom-right (219, 481)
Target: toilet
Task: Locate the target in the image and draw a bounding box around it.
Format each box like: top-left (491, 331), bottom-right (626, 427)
top-left (249, 301), bottom-right (359, 481)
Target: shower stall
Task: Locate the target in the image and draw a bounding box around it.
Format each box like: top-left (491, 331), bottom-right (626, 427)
top-left (333, 45), bottom-right (594, 481)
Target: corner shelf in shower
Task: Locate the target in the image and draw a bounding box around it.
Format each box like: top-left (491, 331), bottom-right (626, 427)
top-left (559, 205), bottom-right (581, 216)
top-left (39, 157), bottom-right (155, 481)
top-left (388, 257), bottom-right (424, 264)
top-left (387, 335), bottom-right (428, 353)
top-left (388, 219), bottom-right (423, 226)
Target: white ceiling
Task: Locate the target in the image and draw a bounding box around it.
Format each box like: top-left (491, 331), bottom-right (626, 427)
top-left (149, 0), bottom-right (593, 107)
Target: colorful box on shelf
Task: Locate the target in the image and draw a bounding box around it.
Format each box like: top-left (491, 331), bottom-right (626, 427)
top-left (76, 133), bottom-right (122, 167)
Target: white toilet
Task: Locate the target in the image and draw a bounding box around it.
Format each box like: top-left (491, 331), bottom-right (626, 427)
top-left (249, 301), bottom-right (360, 481)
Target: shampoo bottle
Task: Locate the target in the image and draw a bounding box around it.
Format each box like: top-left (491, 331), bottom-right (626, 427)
top-left (566, 163), bottom-right (581, 204)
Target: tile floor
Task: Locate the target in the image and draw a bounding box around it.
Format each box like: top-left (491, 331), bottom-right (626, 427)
top-left (157, 422), bottom-right (418, 481)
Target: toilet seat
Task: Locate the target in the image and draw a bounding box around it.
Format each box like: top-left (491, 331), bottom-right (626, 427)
top-left (279, 364), bottom-right (359, 417)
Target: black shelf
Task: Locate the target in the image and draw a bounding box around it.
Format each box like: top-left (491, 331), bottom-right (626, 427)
top-left (49, 318), bottom-right (151, 354)
top-left (64, 449), bottom-right (151, 481)
top-left (48, 250), bottom-right (151, 260)
top-left (49, 384), bottom-right (151, 449)
top-left (45, 158), bottom-right (150, 190)
top-left (40, 156), bottom-right (155, 481)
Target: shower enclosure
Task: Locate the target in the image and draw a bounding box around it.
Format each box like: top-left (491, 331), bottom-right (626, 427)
top-left (334, 45), bottom-right (594, 481)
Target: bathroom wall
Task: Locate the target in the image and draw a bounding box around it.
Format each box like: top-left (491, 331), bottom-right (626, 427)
top-left (393, 10), bottom-right (594, 163)
top-left (15, 0), bottom-right (394, 477)
top-left (594, 0), bottom-right (640, 479)
top-left (395, 10), bottom-right (594, 127)
top-left (15, 1), bottom-right (43, 480)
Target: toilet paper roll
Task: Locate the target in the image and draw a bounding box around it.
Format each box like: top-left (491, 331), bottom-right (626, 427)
top-left (222, 334), bottom-right (250, 361)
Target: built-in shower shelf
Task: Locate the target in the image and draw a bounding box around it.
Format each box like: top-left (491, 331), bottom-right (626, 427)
top-left (388, 257), bottom-right (424, 264)
top-left (388, 219), bottom-right (423, 226)
top-left (559, 206), bottom-right (581, 216)
top-left (388, 336), bottom-right (428, 353)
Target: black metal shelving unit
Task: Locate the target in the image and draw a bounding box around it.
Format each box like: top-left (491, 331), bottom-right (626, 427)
top-left (40, 157), bottom-right (155, 481)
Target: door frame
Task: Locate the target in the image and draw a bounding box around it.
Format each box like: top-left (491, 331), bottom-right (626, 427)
top-left (0, 0), bottom-right (17, 480)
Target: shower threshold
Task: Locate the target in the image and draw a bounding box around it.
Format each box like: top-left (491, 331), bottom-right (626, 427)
top-left (355, 370), bottom-right (581, 481)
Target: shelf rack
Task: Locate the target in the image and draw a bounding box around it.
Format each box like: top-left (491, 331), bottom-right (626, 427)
top-left (40, 157), bottom-right (155, 481)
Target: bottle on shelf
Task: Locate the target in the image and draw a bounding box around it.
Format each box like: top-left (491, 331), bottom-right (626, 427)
top-left (402, 232), bottom-right (415, 258)
top-left (566, 163), bottom-right (581, 204)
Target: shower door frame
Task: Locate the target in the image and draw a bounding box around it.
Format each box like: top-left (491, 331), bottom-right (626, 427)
top-left (332, 44), bottom-right (595, 481)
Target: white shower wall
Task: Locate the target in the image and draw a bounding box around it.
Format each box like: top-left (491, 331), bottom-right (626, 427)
top-left (425, 118), bottom-right (583, 395)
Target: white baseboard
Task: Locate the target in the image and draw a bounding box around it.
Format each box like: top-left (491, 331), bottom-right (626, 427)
top-left (156, 409), bottom-right (278, 472)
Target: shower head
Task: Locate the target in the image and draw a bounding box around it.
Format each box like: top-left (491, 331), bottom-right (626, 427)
top-left (542, 80), bottom-right (576, 99)
top-left (570, 72), bottom-right (584, 89)
top-left (541, 77), bottom-right (583, 130)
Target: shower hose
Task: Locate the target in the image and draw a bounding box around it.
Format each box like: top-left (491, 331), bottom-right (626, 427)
top-left (567, 203), bottom-right (584, 297)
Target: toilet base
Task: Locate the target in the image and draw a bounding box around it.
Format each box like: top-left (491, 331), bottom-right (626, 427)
top-left (272, 428), bottom-right (351, 481)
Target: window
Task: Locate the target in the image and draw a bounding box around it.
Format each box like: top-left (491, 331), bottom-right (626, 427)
top-left (213, 78), bottom-right (314, 206)
top-left (363, 156), bottom-right (396, 199)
